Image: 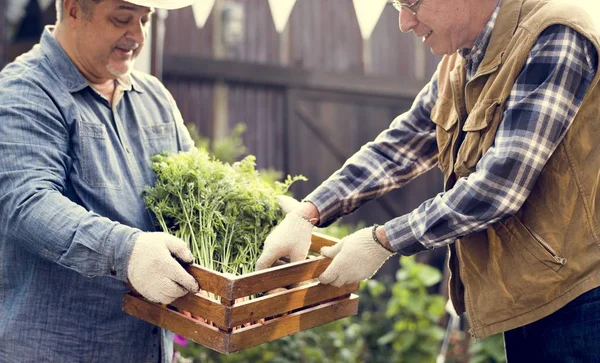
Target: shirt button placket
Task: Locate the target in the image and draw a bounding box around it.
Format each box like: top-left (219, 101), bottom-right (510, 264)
top-left (146, 330), bottom-right (160, 363)
top-left (111, 109), bottom-right (132, 156)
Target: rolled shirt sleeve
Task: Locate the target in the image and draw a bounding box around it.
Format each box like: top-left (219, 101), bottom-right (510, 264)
top-left (305, 72), bottom-right (440, 227)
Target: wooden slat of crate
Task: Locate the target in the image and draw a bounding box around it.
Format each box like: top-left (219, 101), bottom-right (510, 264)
top-left (180, 233), bottom-right (339, 302)
top-left (229, 280), bottom-right (358, 327)
top-left (183, 264), bottom-right (234, 299)
top-left (123, 293), bottom-right (359, 354)
top-left (228, 294), bottom-right (359, 353)
top-left (123, 293), bottom-right (227, 352)
top-left (168, 280), bottom-right (358, 330)
top-left (227, 256), bottom-right (331, 300)
top-left (309, 232), bottom-right (340, 252)
top-left (168, 293), bottom-right (228, 329)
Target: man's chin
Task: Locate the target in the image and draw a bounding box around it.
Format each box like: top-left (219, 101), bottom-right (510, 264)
top-left (429, 46), bottom-right (449, 57)
top-left (107, 62), bottom-right (134, 78)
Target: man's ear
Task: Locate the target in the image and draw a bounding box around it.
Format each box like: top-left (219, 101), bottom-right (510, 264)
top-left (63, 0), bottom-right (83, 25)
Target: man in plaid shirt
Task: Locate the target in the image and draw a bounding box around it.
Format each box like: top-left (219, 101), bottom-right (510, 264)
top-left (258, 0), bottom-right (600, 360)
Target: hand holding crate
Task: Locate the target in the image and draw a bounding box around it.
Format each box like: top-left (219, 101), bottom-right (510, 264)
top-left (123, 232), bottom-right (359, 354)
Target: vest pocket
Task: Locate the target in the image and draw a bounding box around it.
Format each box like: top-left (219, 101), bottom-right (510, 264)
top-left (455, 100), bottom-right (502, 177)
top-left (498, 216), bottom-right (567, 272)
top-left (431, 97), bottom-right (458, 173)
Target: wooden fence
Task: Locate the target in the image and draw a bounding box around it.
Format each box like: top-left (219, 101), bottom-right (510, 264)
top-left (162, 0), bottom-right (444, 231)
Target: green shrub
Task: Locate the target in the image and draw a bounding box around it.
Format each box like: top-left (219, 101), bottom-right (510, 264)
top-left (187, 123), bottom-right (247, 164)
top-left (469, 334), bottom-right (506, 363)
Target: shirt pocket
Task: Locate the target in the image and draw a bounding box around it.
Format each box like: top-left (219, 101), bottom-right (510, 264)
top-left (79, 122), bottom-right (122, 189)
top-left (455, 100), bottom-right (502, 177)
top-left (430, 96), bottom-right (458, 173)
top-left (141, 122), bottom-right (178, 156)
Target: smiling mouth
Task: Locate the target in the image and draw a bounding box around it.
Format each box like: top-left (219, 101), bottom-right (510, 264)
top-left (422, 30), bottom-right (433, 42)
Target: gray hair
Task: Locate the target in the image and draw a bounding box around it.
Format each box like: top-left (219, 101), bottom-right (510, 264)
top-left (56, 0), bottom-right (103, 22)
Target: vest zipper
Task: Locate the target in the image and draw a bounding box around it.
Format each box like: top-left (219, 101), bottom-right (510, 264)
top-left (522, 224), bottom-right (567, 265)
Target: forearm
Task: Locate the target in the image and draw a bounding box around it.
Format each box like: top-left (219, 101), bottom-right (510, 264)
top-left (306, 75), bottom-right (440, 227)
top-left (1, 186), bottom-right (141, 281)
top-left (293, 199), bottom-right (393, 253)
top-left (293, 201), bottom-right (320, 225)
top-left (0, 86), bottom-right (141, 281)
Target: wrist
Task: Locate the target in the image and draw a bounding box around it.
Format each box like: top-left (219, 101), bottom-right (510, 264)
top-left (293, 202), bottom-right (320, 225)
top-left (113, 227), bottom-right (142, 282)
top-left (372, 225), bottom-right (394, 253)
top-left (286, 212), bottom-right (317, 232)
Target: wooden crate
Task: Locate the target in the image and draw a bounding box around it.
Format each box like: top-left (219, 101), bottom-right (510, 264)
top-left (122, 232), bottom-right (360, 354)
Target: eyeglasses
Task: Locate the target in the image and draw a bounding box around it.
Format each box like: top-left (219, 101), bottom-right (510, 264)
top-left (392, 0), bottom-right (423, 16)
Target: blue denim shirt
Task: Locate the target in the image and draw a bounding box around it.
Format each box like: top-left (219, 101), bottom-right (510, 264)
top-left (0, 27), bottom-right (193, 363)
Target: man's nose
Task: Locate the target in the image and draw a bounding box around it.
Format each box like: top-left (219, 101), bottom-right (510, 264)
top-left (127, 21), bottom-right (148, 44)
top-left (399, 8), bottom-right (418, 33)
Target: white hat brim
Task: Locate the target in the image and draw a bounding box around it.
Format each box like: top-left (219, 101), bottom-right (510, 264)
top-left (125, 0), bottom-right (193, 10)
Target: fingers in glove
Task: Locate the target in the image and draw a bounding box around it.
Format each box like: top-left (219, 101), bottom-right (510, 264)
top-left (276, 195), bottom-right (301, 214)
top-left (320, 241), bottom-right (344, 259)
top-left (330, 276), bottom-right (345, 288)
top-left (167, 260), bottom-right (200, 293)
top-left (157, 282), bottom-right (190, 304)
top-left (318, 264), bottom-right (339, 285)
top-left (163, 234), bottom-right (194, 263)
top-left (256, 250), bottom-right (279, 270)
top-left (289, 248), bottom-right (308, 263)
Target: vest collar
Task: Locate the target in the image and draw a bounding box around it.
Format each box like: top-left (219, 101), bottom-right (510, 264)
top-left (475, 0), bottom-right (524, 77)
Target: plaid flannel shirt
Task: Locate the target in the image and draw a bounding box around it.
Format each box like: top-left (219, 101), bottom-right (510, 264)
top-left (305, 4), bottom-right (598, 255)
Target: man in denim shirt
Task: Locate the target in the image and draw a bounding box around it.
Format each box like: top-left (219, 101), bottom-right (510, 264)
top-left (0, 0), bottom-right (201, 361)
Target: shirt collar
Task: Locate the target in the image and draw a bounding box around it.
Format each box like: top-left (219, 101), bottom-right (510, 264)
top-left (41, 26), bottom-right (142, 94)
top-left (458, 0), bottom-right (502, 61)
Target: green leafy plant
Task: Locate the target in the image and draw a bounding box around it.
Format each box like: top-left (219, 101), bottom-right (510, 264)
top-left (187, 123), bottom-right (248, 164)
top-left (357, 256), bottom-right (446, 363)
top-left (469, 334), bottom-right (506, 363)
top-left (144, 149), bottom-right (305, 276)
top-left (186, 123), bottom-right (285, 189)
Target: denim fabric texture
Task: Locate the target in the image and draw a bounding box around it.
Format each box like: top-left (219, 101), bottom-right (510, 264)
top-left (0, 26), bottom-right (193, 363)
top-left (504, 286), bottom-right (600, 362)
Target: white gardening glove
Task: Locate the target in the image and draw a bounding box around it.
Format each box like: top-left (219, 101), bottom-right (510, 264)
top-left (319, 227), bottom-right (395, 287)
top-left (255, 196), bottom-right (315, 270)
top-left (277, 195), bottom-right (302, 214)
top-left (127, 232), bottom-right (200, 304)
